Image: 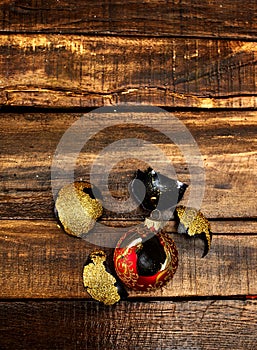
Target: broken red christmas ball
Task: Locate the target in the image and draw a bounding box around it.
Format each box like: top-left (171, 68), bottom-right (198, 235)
top-left (113, 225), bottom-right (178, 291)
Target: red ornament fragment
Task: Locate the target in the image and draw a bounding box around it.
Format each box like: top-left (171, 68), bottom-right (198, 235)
top-left (113, 225), bottom-right (178, 291)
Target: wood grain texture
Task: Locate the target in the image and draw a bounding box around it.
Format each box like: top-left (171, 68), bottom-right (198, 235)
top-left (0, 35), bottom-right (256, 108)
top-left (0, 1), bottom-right (256, 348)
top-left (0, 300), bottom-right (256, 350)
top-left (1, 111), bottom-right (257, 219)
top-left (0, 220), bottom-right (256, 298)
top-left (0, 0), bottom-right (257, 40)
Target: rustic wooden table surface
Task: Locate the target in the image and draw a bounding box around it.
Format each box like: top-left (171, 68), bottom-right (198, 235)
top-left (0, 1), bottom-right (257, 349)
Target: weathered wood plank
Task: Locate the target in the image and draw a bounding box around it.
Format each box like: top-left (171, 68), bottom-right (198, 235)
top-left (0, 220), bottom-right (256, 298)
top-left (1, 111), bottom-right (257, 219)
top-left (0, 300), bottom-right (256, 350)
top-left (0, 0), bottom-right (257, 40)
top-left (0, 35), bottom-right (256, 108)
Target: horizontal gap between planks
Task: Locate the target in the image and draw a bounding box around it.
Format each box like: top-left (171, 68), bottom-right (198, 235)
top-left (0, 295), bottom-right (256, 303)
top-left (0, 30), bottom-right (257, 42)
top-left (1, 218), bottom-right (257, 234)
top-left (1, 217), bottom-right (257, 222)
top-left (1, 106), bottom-right (257, 114)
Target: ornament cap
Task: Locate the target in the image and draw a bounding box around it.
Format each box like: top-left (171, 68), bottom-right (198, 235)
top-left (144, 209), bottom-right (174, 231)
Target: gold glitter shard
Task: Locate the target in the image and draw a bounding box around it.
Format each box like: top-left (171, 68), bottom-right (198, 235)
top-left (83, 250), bottom-right (121, 305)
top-left (175, 205), bottom-right (212, 257)
top-left (55, 181), bottom-right (103, 237)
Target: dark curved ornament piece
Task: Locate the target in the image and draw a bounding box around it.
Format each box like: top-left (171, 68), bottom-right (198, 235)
top-left (174, 205), bottom-right (212, 257)
top-left (136, 235), bottom-right (166, 276)
top-left (130, 167), bottom-right (188, 211)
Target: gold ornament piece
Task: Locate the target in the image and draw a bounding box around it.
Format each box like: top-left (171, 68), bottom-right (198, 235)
top-left (55, 181), bottom-right (103, 237)
top-left (83, 250), bottom-right (121, 305)
top-left (175, 205), bottom-right (212, 257)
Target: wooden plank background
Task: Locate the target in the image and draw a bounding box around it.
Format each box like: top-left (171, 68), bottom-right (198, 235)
top-left (0, 35), bottom-right (256, 108)
top-left (0, 300), bottom-right (256, 350)
top-left (1, 111), bottom-right (257, 219)
top-left (0, 1), bottom-right (257, 349)
top-left (0, 0), bottom-right (257, 39)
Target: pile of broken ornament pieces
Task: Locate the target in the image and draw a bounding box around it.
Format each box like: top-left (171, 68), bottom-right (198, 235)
top-left (54, 168), bottom-right (212, 305)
